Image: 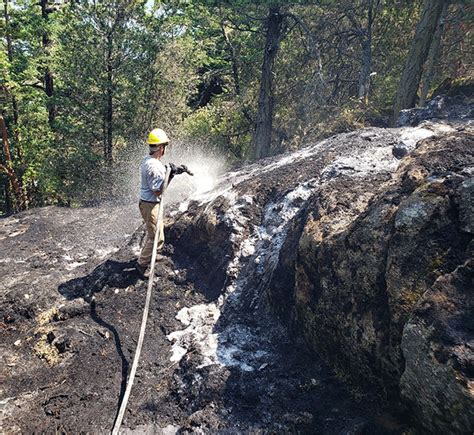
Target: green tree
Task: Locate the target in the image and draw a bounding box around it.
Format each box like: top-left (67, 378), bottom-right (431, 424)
top-left (1, 0), bottom-right (471, 213)
top-left (1, 0), bottom-right (57, 210)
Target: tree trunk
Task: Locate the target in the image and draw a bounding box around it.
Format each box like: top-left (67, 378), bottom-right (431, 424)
top-left (1, 176), bottom-right (12, 215)
top-left (392, 0), bottom-right (448, 124)
top-left (254, 6), bottom-right (283, 160)
top-left (358, 1), bottom-right (374, 102)
top-left (3, 0), bottom-right (19, 128)
top-left (0, 115), bottom-right (26, 212)
top-left (104, 35), bottom-right (113, 163)
top-left (40, 0), bottom-right (55, 125)
top-left (419, 1), bottom-right (448, 107)
top-left (358, 38), bottom-right (372, 102)
top-left (221, 23), bottom-right (241, 97)
top-left (221, 21), bottom-right (254, 125)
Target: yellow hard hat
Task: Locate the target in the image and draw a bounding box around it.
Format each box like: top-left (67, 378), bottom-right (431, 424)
top-left (148, 128), bottom-right (169, 145)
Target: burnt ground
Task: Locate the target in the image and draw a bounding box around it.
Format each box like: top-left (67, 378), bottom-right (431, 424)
top-left (2, 101), bottom-right (472, 434)
top-left (1, 204), bottom-right (407, 434)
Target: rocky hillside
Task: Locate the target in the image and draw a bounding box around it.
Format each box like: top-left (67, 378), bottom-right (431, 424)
top-left (168, 115), bottom-right (473, 434)
top-left (278, 131), bottom-right (473, 433)
top-left (1, 98), bottom-right (473, 433)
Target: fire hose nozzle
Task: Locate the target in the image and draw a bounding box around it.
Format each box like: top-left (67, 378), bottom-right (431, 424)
top-left (170, 163), bottom-right (194, 176)
top-left (181, 165), bottom-right (194, 176)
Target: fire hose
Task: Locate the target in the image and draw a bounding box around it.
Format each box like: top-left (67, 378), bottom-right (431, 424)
top-left (112, 164), bottom-right (193, 434)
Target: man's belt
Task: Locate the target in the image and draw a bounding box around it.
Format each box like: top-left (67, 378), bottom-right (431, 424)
top-left (139, 199), bottom-right (159, 204)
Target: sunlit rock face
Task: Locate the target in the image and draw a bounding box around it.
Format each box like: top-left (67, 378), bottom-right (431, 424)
top-left (168, 124), bottom-right (473, 433)
top-left (280, 132), bottom-right (473, 432)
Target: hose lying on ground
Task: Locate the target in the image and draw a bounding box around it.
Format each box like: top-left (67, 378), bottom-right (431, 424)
top-left (112, 166), bottom-right (172, 435)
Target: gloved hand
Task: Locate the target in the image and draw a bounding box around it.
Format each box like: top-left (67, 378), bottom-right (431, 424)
top-left (168, 163), bottom-right (193, 179)
top-left (178, 164), bottom-right (193, 176)
top-left (167, 163), bottom-right (193, 185)
top-left (168, 162), bottom-right (178, 178)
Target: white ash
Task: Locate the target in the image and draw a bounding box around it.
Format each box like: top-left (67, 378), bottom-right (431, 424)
top-left (167, 181), bottom-right (318, 371)
top-left (166, 123), bottom-right (461, 372)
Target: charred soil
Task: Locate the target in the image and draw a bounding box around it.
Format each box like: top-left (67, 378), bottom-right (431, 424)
top-left (2, 114), bottom-right (473, 433)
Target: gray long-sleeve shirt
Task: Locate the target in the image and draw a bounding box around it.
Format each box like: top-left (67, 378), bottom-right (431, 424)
top-left (139, 155), bottom-right (166, 202)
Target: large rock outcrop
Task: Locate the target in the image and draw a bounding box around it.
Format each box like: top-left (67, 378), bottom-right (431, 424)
top-left (278, 132), bottom-right (473, 432)
top-left (168, 125), bottom-right (473, 433)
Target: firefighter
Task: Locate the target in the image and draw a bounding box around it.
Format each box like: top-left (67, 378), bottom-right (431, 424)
top-left (136, 128), bottom-right (191, 277)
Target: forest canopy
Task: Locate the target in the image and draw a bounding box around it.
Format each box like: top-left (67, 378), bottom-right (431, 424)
top-left (1, 0), bottom-right (472, 214)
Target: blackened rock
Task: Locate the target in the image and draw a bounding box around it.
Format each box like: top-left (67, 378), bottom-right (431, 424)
top-left (400, 259), bottom-right (474, 434)
top-left (398, 95), bottom-right (474, 127)
top-left (392, 143), bottom-right (409, 159)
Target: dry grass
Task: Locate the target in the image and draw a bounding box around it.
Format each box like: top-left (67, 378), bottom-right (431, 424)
top-left (36, 307), bottom-right (60, 326)
top-left (33, 328), bottom-right (61, 365)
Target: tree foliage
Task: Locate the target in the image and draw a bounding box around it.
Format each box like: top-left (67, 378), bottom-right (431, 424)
top-left (1, 0), bottom-right (471, 214)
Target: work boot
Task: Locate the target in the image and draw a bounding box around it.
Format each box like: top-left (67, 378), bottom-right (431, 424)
top-left (135, 262), bottom-right (147, 278)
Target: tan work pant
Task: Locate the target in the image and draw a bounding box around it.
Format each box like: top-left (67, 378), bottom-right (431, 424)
top-left (138, 201), bottom-right (165, 267)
